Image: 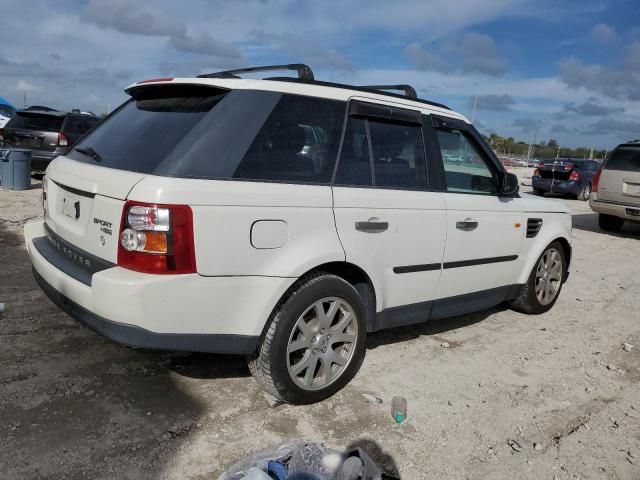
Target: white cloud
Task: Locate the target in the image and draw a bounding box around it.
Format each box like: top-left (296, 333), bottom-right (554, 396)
top-left (589, 23), bottom-right (618, 44)
top-left (14, 80), bottom-right (42, 93)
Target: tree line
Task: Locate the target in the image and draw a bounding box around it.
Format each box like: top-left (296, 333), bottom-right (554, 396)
top-left (482, 133), bottom-right (608, 160)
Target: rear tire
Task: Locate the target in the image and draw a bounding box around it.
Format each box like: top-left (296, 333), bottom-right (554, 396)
top-left (598, 214), bottom-right (624, 232)
top-left (510, 241), bottom-right (566, 314)
top-left (579, 183), bottom-right (591, 201)
top-left (248, 272), bottom-right (367, 405)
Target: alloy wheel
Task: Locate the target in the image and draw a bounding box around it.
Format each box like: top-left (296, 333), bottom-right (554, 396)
top-left (534, 247), bottom-right (563, 306)
top-left (286, 297), bottom-right (358, 391)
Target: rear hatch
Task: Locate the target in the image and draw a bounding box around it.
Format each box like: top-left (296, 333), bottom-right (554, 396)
top-left (44, 158), bottom-right (145, 264)
top-left (597, 145), bottom-right (640, 207)
top-left (41, 82), bottom-right (244, 264)
top-left (2, 111), bottom-right (63, 152)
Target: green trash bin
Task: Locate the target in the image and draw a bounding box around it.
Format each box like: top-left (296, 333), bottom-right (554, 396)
top-left (0, 149), bottom-right (32, 190)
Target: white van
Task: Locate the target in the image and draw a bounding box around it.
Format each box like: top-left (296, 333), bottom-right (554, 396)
top-left (25, 64), bottom-right (572, 404)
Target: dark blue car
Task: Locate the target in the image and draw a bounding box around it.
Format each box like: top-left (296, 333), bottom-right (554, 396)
top-left (531, 158), bottom-right (600, 201)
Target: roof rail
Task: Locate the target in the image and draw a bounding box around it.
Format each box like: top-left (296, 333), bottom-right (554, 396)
top-left (264, 77), bottom-right (450, 110)
top-left (198, 63), bottom-right (314, 81)
top-left (357, 84), bottom-right (417, 99)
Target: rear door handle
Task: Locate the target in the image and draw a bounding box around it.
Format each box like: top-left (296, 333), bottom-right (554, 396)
top-left (456, 219), bottom-right (478, 231)
top-left (355, 218), bottom-right (389, 233)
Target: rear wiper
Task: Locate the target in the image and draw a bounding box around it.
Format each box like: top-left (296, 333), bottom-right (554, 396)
top-left (73, 146), bottom-right (102, 162)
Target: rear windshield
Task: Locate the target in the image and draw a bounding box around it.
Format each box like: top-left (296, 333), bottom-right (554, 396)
top-left (68, 85), bottom-right (345, 183)
top-left (6, 112), bottom-right (64, 132)
top-left (604, 146), bottom-right (640, 172)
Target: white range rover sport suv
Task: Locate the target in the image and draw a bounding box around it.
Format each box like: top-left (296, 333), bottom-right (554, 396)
top-left (25, 64), bottom-right (572, 404)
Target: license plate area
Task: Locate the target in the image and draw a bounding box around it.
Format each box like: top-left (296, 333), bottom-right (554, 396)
top-left (623, 181), bottom-right (640, 197)
top-left (626, 207), bottom-right (640, 217)
top-left (62, 195), bottom-right (81, 220)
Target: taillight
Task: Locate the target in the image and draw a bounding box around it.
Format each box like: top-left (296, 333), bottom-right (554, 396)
top-left (58, 132), bottom-right (69, 146)
top-left (569, 171), bottom-right (580, 181)
top-left (533, 168), bottom-right (540, 176)
top-left (592, 167), bottom-right (602, 192)
top-left (117, 201), bottom-right (196, 274)
top-left (539, 162), bottom-right (545, 168)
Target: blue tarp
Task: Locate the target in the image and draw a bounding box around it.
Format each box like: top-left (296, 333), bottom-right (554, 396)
top-left (0, 97), bottom-right (15, 108)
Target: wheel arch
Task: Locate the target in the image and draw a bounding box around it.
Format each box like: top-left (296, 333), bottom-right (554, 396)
top-left (259, 261), bottom-right (379, 339)
top-left (554, 236), bottom-right (572, 281)
top-left (515, 221), bottom-right (572, 286)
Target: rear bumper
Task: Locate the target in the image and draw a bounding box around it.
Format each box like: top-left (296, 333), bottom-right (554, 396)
top-left (532, 177), bottom-right (580, 195)
top-left (33, 269), bottom-right (260, 354)
top-left (30, 151), bottom-right (58, 172)
top-left (25, 220), bottom-right (296, 354)
top-left (589, 196), bottom-right (640, 223)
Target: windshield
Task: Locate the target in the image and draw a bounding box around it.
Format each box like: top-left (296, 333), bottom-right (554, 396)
top-left (6, 112), bottom-right (64, 131)
top-left (604, 146), bottom-right (640, 172)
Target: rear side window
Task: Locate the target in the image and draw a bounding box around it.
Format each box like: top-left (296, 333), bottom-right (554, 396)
top-left (605, 146), bottom-right (640, 172)
top-left (232, 95), bottom-right (344, 183)
top-left (436, 128), bottom-right (498, 195)
top-left (6, 112), bottom-right (63, 132)
top-left (68, 86), bottom-right (344, 183)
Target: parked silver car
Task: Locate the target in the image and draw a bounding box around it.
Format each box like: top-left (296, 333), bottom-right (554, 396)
top-left (590, 142), bottom-right (640, 231)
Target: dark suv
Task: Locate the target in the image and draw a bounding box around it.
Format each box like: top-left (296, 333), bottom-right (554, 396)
top-left (531, 158), bottom-right (600, 201)
top-left (0, 110), bottom-right (101, 172)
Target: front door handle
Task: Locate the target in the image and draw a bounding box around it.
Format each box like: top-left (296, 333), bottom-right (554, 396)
top-left (456, 219), bottom-right (478, 231)
top-left (355, 218), bottom-right (389, 233)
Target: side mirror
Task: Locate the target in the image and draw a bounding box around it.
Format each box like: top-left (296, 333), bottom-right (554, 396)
top-left (500, 172), bottom-right (519, 196)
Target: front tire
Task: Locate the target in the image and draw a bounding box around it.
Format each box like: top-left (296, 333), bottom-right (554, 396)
top-left (598, 214), bottom-right (624, 232)
top-left (510, 241), bottom-right (566, 314)
top-left (248, 272), bottom-right (367, 405)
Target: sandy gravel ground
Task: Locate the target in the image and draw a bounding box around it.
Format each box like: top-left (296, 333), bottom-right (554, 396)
top-left (1, 173), bottom-right (639, 479)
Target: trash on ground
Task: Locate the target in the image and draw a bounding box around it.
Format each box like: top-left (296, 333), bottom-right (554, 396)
top-left (219, 441), bottom-right (394, 480)
top-left (392, 396), bottom-right (407, 424)
top-left (361, 393), bottom-right (383, 404)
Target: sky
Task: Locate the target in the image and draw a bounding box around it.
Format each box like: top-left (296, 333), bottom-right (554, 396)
top-left (1, 0), bottom-right (639, 149)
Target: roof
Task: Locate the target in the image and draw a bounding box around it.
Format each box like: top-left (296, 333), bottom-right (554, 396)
top-left (126, 77), bottom-right (469, 122)
top-left (16, 109), bottom-right (95, 117)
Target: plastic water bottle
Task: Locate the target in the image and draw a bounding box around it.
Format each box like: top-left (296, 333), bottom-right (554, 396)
top-left (392, 396), bottom-right (407, 423)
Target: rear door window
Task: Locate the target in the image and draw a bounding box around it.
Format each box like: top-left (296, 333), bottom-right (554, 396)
top-left (334, 109), bottom-right (427, 190)
top-left (605, 146), bottom-right (640, 172)
top-left (369, 120), bottom-right (426, 189)
top-left (6, 112), bottom-right (63, 132)
top-left (334, 117), bottom-right (372, 186)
